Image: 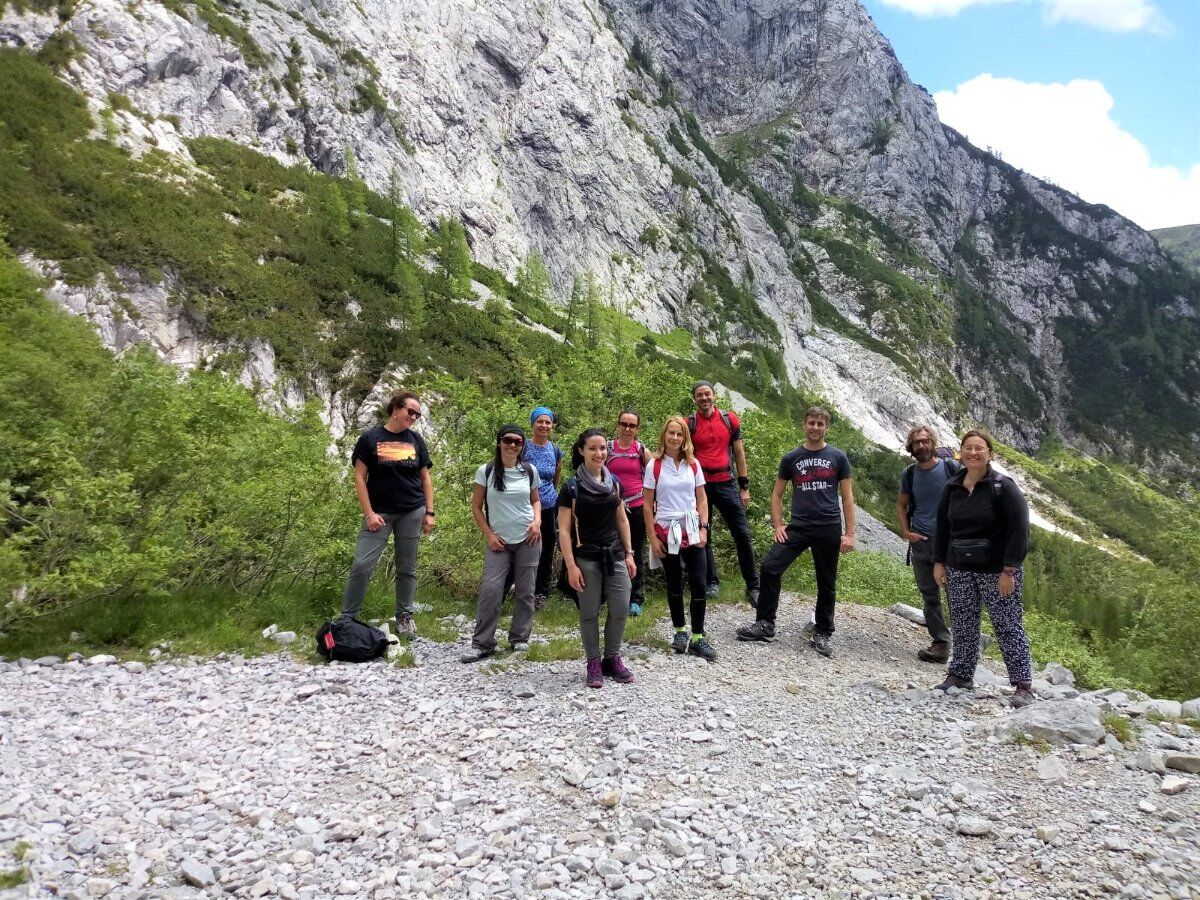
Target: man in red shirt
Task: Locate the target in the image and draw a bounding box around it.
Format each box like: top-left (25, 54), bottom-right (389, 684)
top-left (689, 382), bottom-right (759, 605)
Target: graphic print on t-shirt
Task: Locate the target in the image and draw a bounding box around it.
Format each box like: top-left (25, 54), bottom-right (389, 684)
top-left (377, 441), bottom-right (418, 463)
top-left (791, 457), bottom-right (838, 494)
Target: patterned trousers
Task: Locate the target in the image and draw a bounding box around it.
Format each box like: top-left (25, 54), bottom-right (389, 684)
top-left (946, 568), bottom-right (1033, 685)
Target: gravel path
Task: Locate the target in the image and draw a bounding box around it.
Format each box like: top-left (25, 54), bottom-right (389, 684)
top-left (2, 598), bottom-right (1197, 899)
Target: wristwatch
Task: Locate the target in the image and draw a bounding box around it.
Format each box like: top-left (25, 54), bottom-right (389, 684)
top-left (737, 476), bottom-right (750, 489)
top-left (425, 509), bottom-right (436, 516)
top-left (700, 522), bottom-right (711, 530)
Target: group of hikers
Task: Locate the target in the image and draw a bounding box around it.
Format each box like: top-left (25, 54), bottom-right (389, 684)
top-left (339, 382), bottom-right (1036, 707)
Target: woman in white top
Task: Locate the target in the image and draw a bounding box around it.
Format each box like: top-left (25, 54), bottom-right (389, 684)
top-left (643, 415), bottom-right (715, 661)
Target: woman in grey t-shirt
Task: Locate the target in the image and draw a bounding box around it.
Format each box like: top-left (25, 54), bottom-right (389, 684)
top-left (461, 425), bottom-right (543, 663)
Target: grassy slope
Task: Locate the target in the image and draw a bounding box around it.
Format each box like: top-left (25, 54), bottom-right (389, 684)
top-left (1152, 224), bottom-right (1200, 275)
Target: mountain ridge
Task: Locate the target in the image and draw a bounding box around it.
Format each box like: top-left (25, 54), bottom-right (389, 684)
top-left (0, 0), bottom-right (1197, 470)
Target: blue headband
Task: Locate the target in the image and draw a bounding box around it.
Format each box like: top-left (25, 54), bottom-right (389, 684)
top-left (531, 406), bottom-right (555, 425)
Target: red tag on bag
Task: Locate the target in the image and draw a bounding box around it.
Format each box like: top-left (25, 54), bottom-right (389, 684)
top-left (323, 633), bottom-right (336, 650)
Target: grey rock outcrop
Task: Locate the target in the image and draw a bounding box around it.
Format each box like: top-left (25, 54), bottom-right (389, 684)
top-left (996, 699), bottom-right (1105, 746)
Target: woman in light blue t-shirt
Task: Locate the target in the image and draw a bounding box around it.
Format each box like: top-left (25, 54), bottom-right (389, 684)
top-left (461, 425), bottom-right (542, 663)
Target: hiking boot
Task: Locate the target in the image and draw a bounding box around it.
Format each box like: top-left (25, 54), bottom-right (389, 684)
top-left (918, 640), bottom-right (950, 663)
top-left (602, 655), bottom-right (635, 684)
top-left (586, 657), bottom-right (603, 688)
top-left (509, 641), bottom-right (530, 653)
top-left (534, 594), bottom-right (548, 611)
top-left (628, 601), bottom-right (643, 618)
top-left (671, 631), bottom-right (690, 654)
top-left (934, 674), bottom-right (974, 692)
top-left (811, 632), bottom-right (833, 658)
top-left (705, 583), bottom-right (720, 600)
top-left (687, 636), bottom-right (718, 662)
top-left (745, 587), bottom-right (759, 608)
top-left (460, 646), bottom-right (495, 664)
top-left (1009, 684), bottom-right (1037, 709)
top-left (736, 620), bottom-right (776, 642)
top-left (801, 618), bottom-right (816, 636)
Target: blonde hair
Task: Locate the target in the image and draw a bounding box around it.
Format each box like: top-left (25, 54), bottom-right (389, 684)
top-left (653, 415), bottom-right (697, 468)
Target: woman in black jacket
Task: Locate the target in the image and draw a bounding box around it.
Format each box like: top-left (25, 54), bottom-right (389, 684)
top-left (932, 429), bottom-right (1035, 708)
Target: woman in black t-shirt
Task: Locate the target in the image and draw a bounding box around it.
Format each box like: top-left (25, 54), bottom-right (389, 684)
top-left (558, 429), bottom-right (638, 688)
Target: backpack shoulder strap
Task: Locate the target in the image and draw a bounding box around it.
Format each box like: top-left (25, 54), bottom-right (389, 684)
top-left (522, 461), bottom-right (535, 487)
top-left (721, 411), bottom-right (734, 443)
top-left (900, 463), bottom-right (915, 495)
top-left (686, 414), bottom-right (697, 433)
top-left (653, 456), bottom-right (663, 483)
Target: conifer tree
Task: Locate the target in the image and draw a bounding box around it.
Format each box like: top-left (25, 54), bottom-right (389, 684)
top-left (585, 271), bottom-right (601, 350)
top-left (343, 145), bottom-right (366, 216)
top-left (436, 217), bottom-right (474, 299)
top-left (389, 168), bottom-right (425, 267)
top-left (515, 250), bottom-right (552, 309)
top-left (565, 275), bottom-right (582, 343)
top-left (314, 179), bottom-right (349, 244)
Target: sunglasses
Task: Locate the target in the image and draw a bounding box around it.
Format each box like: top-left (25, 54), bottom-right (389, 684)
top-left (500, 436), bottom-right (525, 447)
top-left (403, 407), bottom-right (422, 419)
top-left (618, 422), bottom-right (639, 429)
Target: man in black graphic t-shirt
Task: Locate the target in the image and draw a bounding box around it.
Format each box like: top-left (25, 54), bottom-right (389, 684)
top-left (736, 406), bottom-right (855, 656)
top-left (340, 390), bottom-right (435, 640)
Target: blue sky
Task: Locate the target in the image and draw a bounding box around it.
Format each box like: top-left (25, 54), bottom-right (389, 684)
top-left (860, 0), bottom-right (1200, 228)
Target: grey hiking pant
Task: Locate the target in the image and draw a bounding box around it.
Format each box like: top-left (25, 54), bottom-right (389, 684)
top-left (341, 507), bottom-right (424, 620)
top-left (471, 538), bottom-right (539, 652)
top-left (909, 539), bottom-right (951, 643)
top-left (576, 555), bottom-right (631, 660)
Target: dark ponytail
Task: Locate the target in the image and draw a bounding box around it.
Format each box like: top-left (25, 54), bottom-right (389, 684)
top-left (570, 428), bottom-right (607, 470)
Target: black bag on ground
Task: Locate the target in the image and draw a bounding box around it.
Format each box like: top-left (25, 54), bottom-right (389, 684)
top-left (316, 617), bottom-right (389, 662)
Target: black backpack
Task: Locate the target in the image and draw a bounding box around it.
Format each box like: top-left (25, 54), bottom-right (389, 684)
top-left (316, 617), bottom-right (390, 662)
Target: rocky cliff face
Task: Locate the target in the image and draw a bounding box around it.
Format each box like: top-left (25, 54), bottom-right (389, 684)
top-left (608, 0), bottom-right (1200, 459)
top-left (2, 0), bottom-right (1196, 460)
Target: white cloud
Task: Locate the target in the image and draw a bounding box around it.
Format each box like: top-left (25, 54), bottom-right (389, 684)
top-left (933, 74), bottom-right (1200, 230)
top-left (876, 0), bottom-right (1170, 32)
top-left (1042, 0), bottom-right (1169, 34)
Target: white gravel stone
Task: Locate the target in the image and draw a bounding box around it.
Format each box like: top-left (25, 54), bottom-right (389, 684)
top-left (1037, 755), bottom-right (1069, 783)
top-left (1160, 776), bottom-right (1190, 795)
top-left (180, 858), bottom-right (215, 887)
top-left (956, 817), bottom-right (993, 837)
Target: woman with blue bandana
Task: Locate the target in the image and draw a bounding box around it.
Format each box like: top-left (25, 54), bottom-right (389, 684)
top-left (523, 406), bottom-right (563, 607)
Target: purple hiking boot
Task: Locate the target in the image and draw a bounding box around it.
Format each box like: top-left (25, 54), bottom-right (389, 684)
top-left (602, 655), bottom-right (635, 684)
top-left (586, 657), bottom-right (603, 688)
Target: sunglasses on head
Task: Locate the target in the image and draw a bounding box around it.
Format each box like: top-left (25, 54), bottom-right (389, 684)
top-left (500, 436), bottom-right (524, 447)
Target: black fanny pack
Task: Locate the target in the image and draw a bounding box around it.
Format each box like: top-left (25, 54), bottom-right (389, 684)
top-left (948, 538), bottom-right (992, 570)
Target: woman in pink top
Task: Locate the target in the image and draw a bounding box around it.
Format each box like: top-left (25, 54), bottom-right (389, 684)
top-left (607, 409), bottom-right (652, 616)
